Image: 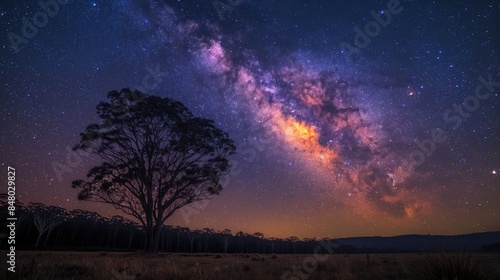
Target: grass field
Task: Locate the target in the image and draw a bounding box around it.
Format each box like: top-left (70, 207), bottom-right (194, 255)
top-left (3, 251), bottom-right (500, 280)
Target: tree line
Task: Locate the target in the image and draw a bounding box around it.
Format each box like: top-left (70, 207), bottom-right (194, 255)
top-left (0, 198), bottom-right (346, 254)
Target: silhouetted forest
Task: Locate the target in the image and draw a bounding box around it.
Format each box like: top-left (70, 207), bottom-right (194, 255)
top-left (1, 197), bottom-right (345, 254)
top-left (3, 197), bottom-right (499, 254)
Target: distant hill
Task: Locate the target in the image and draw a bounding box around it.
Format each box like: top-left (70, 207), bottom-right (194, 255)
top-left (336, 231), bottom-right (500, 253)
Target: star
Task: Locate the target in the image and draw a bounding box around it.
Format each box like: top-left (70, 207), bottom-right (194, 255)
top-left (1, 0), bottom-right (498, 239)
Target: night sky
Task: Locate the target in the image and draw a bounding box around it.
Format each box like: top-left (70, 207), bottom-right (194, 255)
top-left (1, 0), bottom-right (499, 239)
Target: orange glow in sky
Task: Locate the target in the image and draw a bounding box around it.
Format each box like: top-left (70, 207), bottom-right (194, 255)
top-left (280, 118), bottom-right (335, 164)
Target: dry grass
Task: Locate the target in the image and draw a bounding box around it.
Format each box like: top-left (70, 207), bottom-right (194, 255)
top-left (2, 251), bottom-right (499, 280)
top-left (415, 252), bottom-right (493, 280)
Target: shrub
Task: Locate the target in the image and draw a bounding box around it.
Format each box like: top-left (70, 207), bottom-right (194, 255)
top-left (416, 252), bottom-right (485, 280)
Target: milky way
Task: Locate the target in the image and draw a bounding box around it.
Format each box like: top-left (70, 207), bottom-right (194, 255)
top-left (1, 0), bottom-right (499, 238)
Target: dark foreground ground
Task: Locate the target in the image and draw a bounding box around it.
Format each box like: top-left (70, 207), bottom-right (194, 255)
top-left (2, 251), bottom-right (500, 279)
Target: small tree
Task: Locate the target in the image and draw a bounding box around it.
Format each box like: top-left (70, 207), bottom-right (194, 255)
top-left (72, 89), bottom-right (235, 253)
top-left (253, 232), bottom-right (265, 253)
top-left (220, 229), bottom-right (232, 254)
top-left (287, 236), bottom-right (299, 254)
top-left (31, 203), bottom-right (66, 247)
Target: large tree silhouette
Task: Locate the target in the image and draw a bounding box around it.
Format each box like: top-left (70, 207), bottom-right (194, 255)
top-left (72, 89), bottom-right (235, 253)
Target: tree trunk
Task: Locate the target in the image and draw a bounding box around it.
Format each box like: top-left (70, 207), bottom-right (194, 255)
top-left (35, 232), bottom-right (44, 248)
top-left (128, 231), bottom-right (134, 249)
top-left (153, 225), bottom-right (161, 253)
top-left (144, 232), bottom-right (149, 251)
top-left (112, 229), bottom-right (118, 248)
top-left (197, 239), bottom-right (202, 252)
top-left (55, 229), bottom-right (62, 246)
top-left (177, 232), bottom-right (180, 252)
top-left (99, 233), bottom-right (105, 247)
top-left (144, 223), bottom-right (162, 253)
top-left (107, 232), bottom-right (112, 248)
top-left (44, 229), bottom-right (53, 247)
top-left (160, 232), bottom-right (165, 252)
top-left (144, 211), bottom-right (155, 253)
